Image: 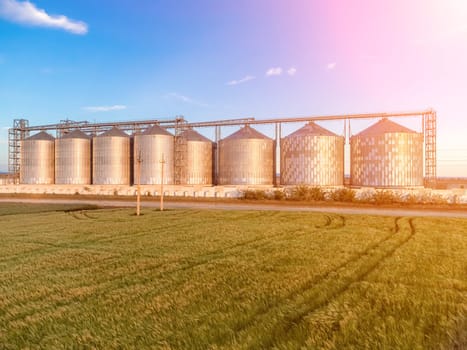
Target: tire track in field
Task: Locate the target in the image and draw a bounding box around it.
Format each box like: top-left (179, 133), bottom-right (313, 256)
top-left (149, 212), bottom-right (325, 277)
top-left (64, 207), bottom-right (101, 220)
top-left (2, 211), bottom-right (328, 324)
top-left (81, 210), bottom-right (97, 219)
top-left (315, 214), bottom-right (346, 230)
top-left (4, 211), bottom-right (354, 326)
top-left (4, 210), bottom-right (324, 272)
top-left (89, 210), bottom-right (281, 247)
top-left (254, 217), bottom-right (418, 349)
top-left (393, 216), bottom-right (402, 233)
top-left (5, 211), bottom-right (298, 296)
top-left (330, 215), bottom-right (346, 229)
top-left (0, 218), bottom-right (212, 267)
top-left (229, 221), bottom-right (398, 337)
top-left (315, 215), bottom-right (332, 228)
top-left (70, 210), bottom-right (273, 246)
top-left (65, 210), bottom-right (85, 220)
top-left (230, 218), bottom-right (415, 348)
top-left (1, 210), bottom-right (279, 266)
top-left (3, 212), bottom-right (338, 321)
top-left (0, 211), bottom-right (219, 265)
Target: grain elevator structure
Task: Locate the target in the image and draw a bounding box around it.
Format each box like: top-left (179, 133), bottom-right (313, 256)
top-left (93, 127), bottom-right (131, 185)
top-left (350, 118), bottom-right (424, 188)
top-left (20, 131), bottom-right (55, 184)
top-left (7, 109), bottom-right (437, 190)
top-left (218, 125), bottom-right (274, 185)
top-left (281, 122), bottom-right (344, 186)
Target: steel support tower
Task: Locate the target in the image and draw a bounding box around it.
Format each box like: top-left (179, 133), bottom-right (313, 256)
top-left (8, 119), bottom-right (29, 181)
top-left (423, 110), bottom-right (437, 187)
top-left (174, 116), bottom-right (188, 185)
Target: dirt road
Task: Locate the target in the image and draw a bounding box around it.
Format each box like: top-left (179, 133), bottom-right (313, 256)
top-left (1, 197), bottom-right (467, 218)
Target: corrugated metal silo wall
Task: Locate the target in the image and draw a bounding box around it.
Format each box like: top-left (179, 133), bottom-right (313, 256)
top-left (218, 138), bottom-right (274, 185)
top-left (351, 132), bottom-right (424, 187)
top-left (134, 134), bottom-right (174, 185)
top-left (20, 139), bottom-right (55, 184)
top-left (130, 136), bottom-right (134, 185)
top-left (92, 136), bottom-right (130, 185)
top-left (55, 138), bottom-right (91, 184)
top-left (185, 140), bottom-right (213, 185)
top-left (280, 135), bottom-right (344, 186)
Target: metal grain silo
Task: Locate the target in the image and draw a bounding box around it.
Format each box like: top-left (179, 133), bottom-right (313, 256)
top-left (218, 125), bottom-right (274, 185)
top-left (20, 131), bottom-right (55, 184)
top-left (134, 125), bottom-right (174, 185)
top-left (350, 118), bottom-right (423, 187)
top-left (55, 130), bottom-right (91, 184)
top-left (281, 122), bottom-right (344, 186)
top-left (93, 127), bottom-right (130, 185)
top-left (178, 129), bottom-right (213, 185)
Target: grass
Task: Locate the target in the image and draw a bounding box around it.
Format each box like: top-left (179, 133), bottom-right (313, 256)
top-left (0, 204), bottom-right (466, 349)
top-left (0, 203), bottom-right (98, 216)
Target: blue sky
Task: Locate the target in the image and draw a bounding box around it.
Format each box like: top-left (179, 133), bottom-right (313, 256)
top-left (1, 0), bottom-right (466, 176)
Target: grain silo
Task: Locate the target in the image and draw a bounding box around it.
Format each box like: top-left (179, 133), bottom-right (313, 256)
top-left (218, 125), bottom-right (274, 185)
top-left (55, 130), bottom-right (91, 184)
top-left (350, 118), bottom-right (423, 187)
top-left (178, 129), bottom-right (213, 185)
top-left (93, 127), bottom-right (130, 185)
top-left (20, 131), bottom-right (55, 184)
top-left (281, 122), bottom-right (344, 186)
top-left (134, 124), bottom-right (174, 185)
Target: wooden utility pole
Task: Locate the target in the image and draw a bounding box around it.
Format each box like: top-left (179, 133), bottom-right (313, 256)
top-left (136, 150), bottom-right (142, 216)
top-left (160, 153), bottom-right (166, 211)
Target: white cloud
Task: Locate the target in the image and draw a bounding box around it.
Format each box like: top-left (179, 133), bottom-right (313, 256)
top-left (83, 105), bottom-right (127, 112)
top-left (226, 75), bottom-right (255, 86)
top-left (0, 0), bottom-right (88, 35)
top-left (266, 67), bottom-right (283, 76)
top-left (165, 92), bottom-right (209, 107)
top-left (287, 67), bottom-right (297, 76)
top-left (327, 62), bottom-right (336, 70)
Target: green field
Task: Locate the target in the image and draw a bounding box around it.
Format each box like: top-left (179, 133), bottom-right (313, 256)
top-left (0, 204), bottom-right (466, 349)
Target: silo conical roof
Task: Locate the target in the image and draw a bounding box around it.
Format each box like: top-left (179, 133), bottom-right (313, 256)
top-left (287, 121), bottom-right (339, 138)
top-left (142, 124), bottom-right (173, 136)
top-left (61, 129), bottom-right (90, 139)
top-left (98, 126), bottom-right (128, 138)
top-left (26, 131), bottom-right (55, 141)
top-left (356, 118), bottom-right (416, 137)
top-left (223, 125), bottom-right (271, 140)
top-left (180, 129), bottom-right (212, 142)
